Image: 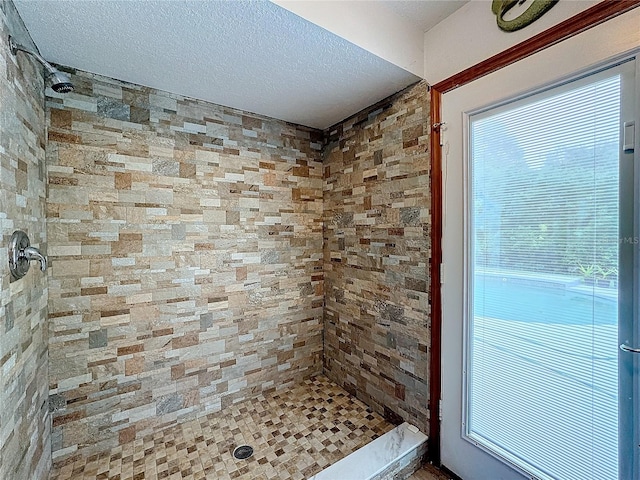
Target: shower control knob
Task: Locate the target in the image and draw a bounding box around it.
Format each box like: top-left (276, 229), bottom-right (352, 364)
top-left (8, 230), bottom-right (47, 279)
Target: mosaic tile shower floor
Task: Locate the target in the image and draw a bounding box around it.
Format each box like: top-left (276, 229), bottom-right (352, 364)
top-left (50, 376), bottom-right (394, 480)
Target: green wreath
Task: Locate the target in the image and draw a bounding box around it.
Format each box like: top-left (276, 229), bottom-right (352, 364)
top-left (492, 0), bottom-right (559, 32)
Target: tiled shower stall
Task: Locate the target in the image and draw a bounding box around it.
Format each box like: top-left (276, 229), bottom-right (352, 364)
top-left (0, 0), bottom-right (432, 478)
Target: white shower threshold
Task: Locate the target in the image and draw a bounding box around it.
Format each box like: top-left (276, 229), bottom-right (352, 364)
top-left (308, 422), bottom-right (428, 480)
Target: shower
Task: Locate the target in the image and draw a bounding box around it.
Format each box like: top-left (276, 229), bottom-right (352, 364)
top-left (8, 36), bottom-right (73, 93)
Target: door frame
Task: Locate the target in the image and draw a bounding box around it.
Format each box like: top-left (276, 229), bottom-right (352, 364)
top-left (427, 0), bottom-right (640, 465)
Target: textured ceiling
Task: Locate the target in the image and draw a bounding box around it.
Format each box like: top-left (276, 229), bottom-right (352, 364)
top-left (12, 0), bottom-right (459, 129)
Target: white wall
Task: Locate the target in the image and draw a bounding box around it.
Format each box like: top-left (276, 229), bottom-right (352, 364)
top-left (272, 0), bottom-right (424, 77)
top-left (424, 0), bottom-right (600, 85)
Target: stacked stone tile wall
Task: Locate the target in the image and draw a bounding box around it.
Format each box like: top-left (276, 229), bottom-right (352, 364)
top-left (0, 1), bottom-right (51, 478)
top-left (46, 69), bottom-right (324, 462)
top-left (323, 81), bottom-right (431, 433)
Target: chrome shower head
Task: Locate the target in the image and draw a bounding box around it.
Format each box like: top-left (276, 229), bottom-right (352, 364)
top-left (47, 70), bottom-right (74, 93)
top-left (8, 36), bottom-right (74, 93)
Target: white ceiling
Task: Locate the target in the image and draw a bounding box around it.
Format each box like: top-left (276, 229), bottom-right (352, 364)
top-left (13, 0), bottom-right (466, 130)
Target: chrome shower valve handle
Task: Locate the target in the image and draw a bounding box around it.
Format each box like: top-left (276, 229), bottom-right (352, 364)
top-left (23, 246), bottom-right (47, 271)
top-left (8, 230), bottom-right (47, 279)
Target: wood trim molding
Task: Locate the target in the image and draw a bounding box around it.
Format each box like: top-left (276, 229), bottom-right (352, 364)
top-left (432, 0), bottom-right (640, 94)
top-left (428, 87), bottom-right (443, 464)
top-left (427, 0), bottom-right (640, 466)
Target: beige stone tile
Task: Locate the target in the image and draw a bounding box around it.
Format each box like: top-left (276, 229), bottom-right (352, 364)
top-left (50, 375), bottom-right (393, 480)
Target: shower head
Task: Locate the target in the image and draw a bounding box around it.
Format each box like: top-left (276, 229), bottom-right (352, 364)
top-left (47, 69), bottom-right (74, 93)
top-left (8, 36), bottom-right (74, 93)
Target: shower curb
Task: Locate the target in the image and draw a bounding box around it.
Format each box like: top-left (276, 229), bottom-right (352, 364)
top-left (307, 422), bottom-right (428, 480)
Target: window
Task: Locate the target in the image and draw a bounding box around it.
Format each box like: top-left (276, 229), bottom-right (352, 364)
top-left (468, 70), bottom-right (623, 480)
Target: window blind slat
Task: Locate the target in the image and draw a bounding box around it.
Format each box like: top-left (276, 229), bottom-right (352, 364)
top-left (469, 75), bottom-right (620, 480)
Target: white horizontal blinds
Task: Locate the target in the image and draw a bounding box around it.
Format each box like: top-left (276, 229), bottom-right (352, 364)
top-left (469, 74), bottom-right (620, 480)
